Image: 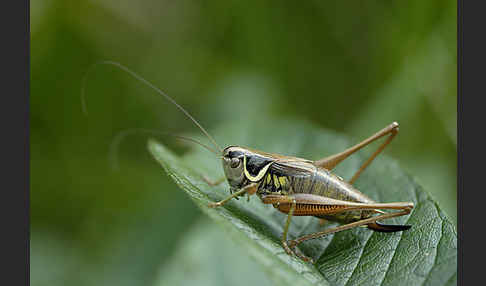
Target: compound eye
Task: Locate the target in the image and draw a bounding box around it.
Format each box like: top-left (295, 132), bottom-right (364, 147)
top-left (230, 157), bottom-right (240, 168)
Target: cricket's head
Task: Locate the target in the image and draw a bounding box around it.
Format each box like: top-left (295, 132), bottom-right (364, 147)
top-left (222, 146), bottom-right (247, 194)
top-left (222, 146), bottom-right (275, 195)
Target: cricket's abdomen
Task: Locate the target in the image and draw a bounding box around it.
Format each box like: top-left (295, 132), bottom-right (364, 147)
top-left (301, 168), bottom-right (373, 203)
top-left (258, 166), bottom-right (376, 223)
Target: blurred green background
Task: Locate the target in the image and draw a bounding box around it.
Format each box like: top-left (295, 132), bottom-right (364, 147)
top-left (31, 1), bottom-right (456, 285)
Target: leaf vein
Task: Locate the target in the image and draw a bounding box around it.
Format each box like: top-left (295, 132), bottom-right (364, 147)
top-left (343, 231), bottom-right (374, 286)
top-left (421, 202), bottom-right (445, 286)
top-left (377, 205), bottom-right (414, 286)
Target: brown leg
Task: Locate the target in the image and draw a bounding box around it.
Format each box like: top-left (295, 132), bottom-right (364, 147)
top-left (208, 183), bottom-right (257, 208)
top-left (314, 122), bottom-right (399, 184)
top-left (259, 195), bottom-right (315, 262)
top-left (281, 199), bottom-right (296, 255)
top-left (259, 194), bottom-right (413, 263)
top-left (288, 207), bottom-right (412, 249)
top-left (261, 193), bottom-right (413, 212)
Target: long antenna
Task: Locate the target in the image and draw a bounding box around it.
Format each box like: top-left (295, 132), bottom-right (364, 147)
top-left (81, 60), bottom-right (222, 153)
top-left (108, 128), bottom-right (220, 171)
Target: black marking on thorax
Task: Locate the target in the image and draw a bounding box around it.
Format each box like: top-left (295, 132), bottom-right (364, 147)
top-left (257, 168), bottom-right (290, 195)
top-left (244, 154), bottom-right (274, 178)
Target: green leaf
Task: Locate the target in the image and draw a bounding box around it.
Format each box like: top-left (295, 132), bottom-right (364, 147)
top-left (148, 117), bottom-right (457, 286)
top-left (153, 218), bottom-right (275, 286)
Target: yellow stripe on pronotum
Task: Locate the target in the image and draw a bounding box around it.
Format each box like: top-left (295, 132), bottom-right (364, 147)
top-left (243, 155), bottom-right (274, 182)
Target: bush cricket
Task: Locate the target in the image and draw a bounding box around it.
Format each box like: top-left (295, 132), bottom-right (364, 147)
top-left (83, 62), bottom-right (414, 263)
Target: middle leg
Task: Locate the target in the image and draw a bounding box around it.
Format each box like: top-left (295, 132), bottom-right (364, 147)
top-left (208, 183), bottom-right (257, 208)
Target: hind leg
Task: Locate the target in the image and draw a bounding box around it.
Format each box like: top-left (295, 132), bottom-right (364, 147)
top-left (314, 122), bottom-right (399, 184)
